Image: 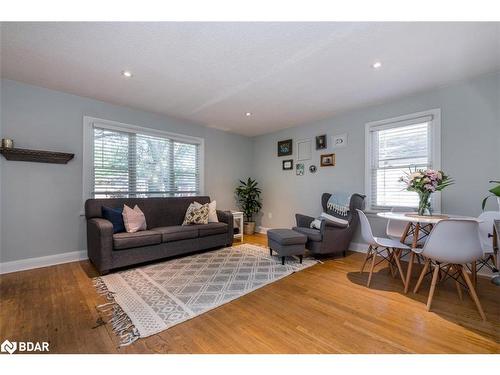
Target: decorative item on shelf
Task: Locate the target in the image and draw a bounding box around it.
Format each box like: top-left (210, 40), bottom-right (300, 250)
top-left (297, 139), bottom-right (312, 161)
top-left (1, 138), bottom-right (14, 149)
top-left (320, 153), bottom-right (335, 167)
top-left (309, 165), bottom-right (317, 173)
top-left (315, 134), bottom-right (327, 150)
top-left (235, 178), bottom-right (262, 235)
top-left (399, 168), bottom-right (453, 216)
top-left (277, 139), bottom-right (293, 157)
top-left (332, 133), bottom-right (348, 149)
top-left (282, 159), bottom-right (293, 170)
top-left (296, 163), bottom-right (304, 176)
top-left (482, 180), bottom-right (500, 211)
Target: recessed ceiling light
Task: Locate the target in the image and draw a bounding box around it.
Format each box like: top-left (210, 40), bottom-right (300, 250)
top-left (372, 61), bottom-right (382, 69)
top-left (245, 112), bottom-right (252, 117)
top-left (122, 70), bottom-right (133, 78)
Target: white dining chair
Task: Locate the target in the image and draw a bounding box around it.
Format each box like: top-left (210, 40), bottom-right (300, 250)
top-left (386, 207), bottom-right (424, 246)
top-left (357, 209), bottom-right (409, 288)
top-left (412, 219), bottom-right (486, 321)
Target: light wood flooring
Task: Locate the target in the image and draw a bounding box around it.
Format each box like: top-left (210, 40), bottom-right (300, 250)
top-left (0, 234), bottom-right (498, 353)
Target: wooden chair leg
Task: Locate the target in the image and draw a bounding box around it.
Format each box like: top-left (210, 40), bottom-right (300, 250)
top-left (387, 249), bottom-right (396, 277)
top-left (426, 263), bottom-right (441, 311)
top-left (367, 248), bottom-right (378, 288)
top-left (404, 251), bottom-right (416, 294)
top-left (460, 265), bottom-right (486, 321)
top-left (393, 249), bottom-right (407, 288)
top-left (413, 258), bottom-right (430, 294)
top-left (360, 246), bottom-right (372, 274)
top-left (471, 261), bottom-right (477, 288)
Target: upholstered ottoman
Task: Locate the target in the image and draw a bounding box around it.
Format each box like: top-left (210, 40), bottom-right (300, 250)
top-left (267, 228), bottom-right (307, 265)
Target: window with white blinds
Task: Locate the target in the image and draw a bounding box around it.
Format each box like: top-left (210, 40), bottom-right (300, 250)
top-left (365, 110), bottom-right (441, 211)
top-left (91, 123), bottom-right (202, 198)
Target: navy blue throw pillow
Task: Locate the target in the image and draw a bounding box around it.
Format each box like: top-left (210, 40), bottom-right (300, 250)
top-left (102, 206), bottom-right (125, 233)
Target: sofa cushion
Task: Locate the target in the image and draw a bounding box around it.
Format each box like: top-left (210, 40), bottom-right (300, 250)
top-left (151, 226), bottom-right (199, 242)
top-left (292, 227), bottom-right (323, 242)
top-left (113, 230), bottom-right (162, 250)
top-left (198, 222), bottom-right (228, 237)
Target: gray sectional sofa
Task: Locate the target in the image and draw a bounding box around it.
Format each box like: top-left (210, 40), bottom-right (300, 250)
top-left (85, 196), bottom-right (233, 275)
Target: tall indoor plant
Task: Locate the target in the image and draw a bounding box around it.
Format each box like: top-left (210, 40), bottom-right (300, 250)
top-left (400, 168), bottom-right (453, 215)
top-left (482, 180), bottom-right (500, 210)
top-left (235, 177), bottom-right (262, 235)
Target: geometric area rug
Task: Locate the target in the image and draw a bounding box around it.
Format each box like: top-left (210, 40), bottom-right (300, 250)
top-left (94, 243), bottom-right (318, 346)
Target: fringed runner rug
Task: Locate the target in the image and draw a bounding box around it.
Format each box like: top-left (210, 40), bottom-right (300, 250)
top-left (94, 243), bottom-right (318, 346)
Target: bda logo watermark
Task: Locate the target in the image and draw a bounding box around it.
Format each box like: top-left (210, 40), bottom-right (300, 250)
top-left (1, 340), bottom-right (17, 354)
top-left (1, 339), bottom-right (49, 354)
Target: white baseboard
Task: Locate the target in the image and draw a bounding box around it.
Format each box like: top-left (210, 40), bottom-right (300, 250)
top-left (256, 226), bottom-right (269, 234)
top-left (349, 241), bottom-right (369, 253)
top-left (0, 250), bottom-right (88, 275)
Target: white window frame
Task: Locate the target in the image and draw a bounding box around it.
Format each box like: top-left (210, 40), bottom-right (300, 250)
top-left (82, 116), bottom-right (205, 207)
top-left (364, 108), bottom-right (441, 213)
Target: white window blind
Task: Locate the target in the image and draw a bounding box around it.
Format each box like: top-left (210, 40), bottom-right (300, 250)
top-left (92, 125), bottom-right (201, 198)
top-left (369, 115), bottom-right (433, 210)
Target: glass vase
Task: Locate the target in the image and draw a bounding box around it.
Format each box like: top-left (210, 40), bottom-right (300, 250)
top-left (417, 191), bottom-right (432, 216)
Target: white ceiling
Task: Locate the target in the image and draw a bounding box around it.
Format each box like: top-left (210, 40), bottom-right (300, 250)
top-left (1, 22), bottom-right (499, 136)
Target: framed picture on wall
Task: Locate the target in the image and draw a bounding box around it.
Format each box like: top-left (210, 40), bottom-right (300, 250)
top-left (277, 139), bottom-right (293, 157)
top-left (316, 134), bottom-right (327, 150)
top-left (296, 163), bottom-right (305, 176)
top-left (332, 133), bottom-right (348, 149)
top-left (297, 139), bottom-right (312, 161)
top-left (282, 159), bottom-right (293, 170)
top-left (320, 153), bottom-right (335, 167)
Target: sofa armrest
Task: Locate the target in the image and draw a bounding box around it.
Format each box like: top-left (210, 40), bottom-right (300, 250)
top-left (216, 210), bottom-right (234, 246)
top-left (86, 218), bottom-right (114, 274)
top-left (296, 213), bottom-right (315, 228)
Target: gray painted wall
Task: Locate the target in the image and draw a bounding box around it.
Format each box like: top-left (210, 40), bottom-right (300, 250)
top-left (0, 79), bottom-right (253, 263)
top-left (1, 71), bottom-right (499, 264)
top-left (253, 71), bottom-right (500, 242)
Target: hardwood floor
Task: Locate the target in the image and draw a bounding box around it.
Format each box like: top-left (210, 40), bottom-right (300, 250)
top-left (1, 233), bottom-right (498, 353)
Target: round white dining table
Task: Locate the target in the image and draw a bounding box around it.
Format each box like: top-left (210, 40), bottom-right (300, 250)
top-left (376, 211), bottom-right (480, 293)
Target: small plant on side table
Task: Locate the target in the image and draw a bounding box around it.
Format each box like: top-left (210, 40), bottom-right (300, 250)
top-left (235, 178), bottom-right (262, 235)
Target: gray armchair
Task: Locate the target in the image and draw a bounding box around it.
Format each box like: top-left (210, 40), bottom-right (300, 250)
top-left (293, 193), bottom-right (365, 256)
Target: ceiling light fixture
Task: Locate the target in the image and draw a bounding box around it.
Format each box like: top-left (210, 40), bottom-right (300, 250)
top-left (245, 112), bottom-right (252, 117)
top-left (372, 61), bottom-right (382, 69)
top-left (122, 70), bottom-right (133, 78)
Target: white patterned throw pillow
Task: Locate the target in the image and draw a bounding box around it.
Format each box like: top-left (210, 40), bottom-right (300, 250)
top-left (191, 201), bottom-right (219, 223)
top-left (183, 204), bottom-right (209, 225)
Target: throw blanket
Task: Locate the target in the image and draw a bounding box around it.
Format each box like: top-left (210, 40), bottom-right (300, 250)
top-left (310, 212), bottom-right (349, 229)
top-left (327, 192), bottom-right (352, 217)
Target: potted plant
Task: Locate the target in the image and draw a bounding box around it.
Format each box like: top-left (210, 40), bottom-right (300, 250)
top-left (482, 180), bottom-right (500, 210)
top-left (235, 178), bottom-right (262, 235)
top-left (400, 168), bottom-right (453, 215)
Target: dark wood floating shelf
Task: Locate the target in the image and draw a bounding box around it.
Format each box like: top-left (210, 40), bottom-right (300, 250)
top-left (0, 147), bottom-right (74, 164)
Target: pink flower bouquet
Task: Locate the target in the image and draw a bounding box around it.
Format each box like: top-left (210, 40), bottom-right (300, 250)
top-left (399, 168), bottom-right (453, 215)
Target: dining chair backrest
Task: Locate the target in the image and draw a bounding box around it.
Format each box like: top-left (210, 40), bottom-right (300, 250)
top-left (356, 209), bottom-right (375, 245)
top-left (477, 211), bottom-right (500, 253)
top-left (386, 207), bottom-right (414, 240)
top-left (421, 219), bottom-right (483, 264)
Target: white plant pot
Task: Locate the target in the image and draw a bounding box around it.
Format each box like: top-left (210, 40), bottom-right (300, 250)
top-left (497, 197), bottom-right (500, 211)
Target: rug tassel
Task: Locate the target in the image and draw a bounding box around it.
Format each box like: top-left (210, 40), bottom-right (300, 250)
top-left (93, 276), bottom-right (141, 347)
